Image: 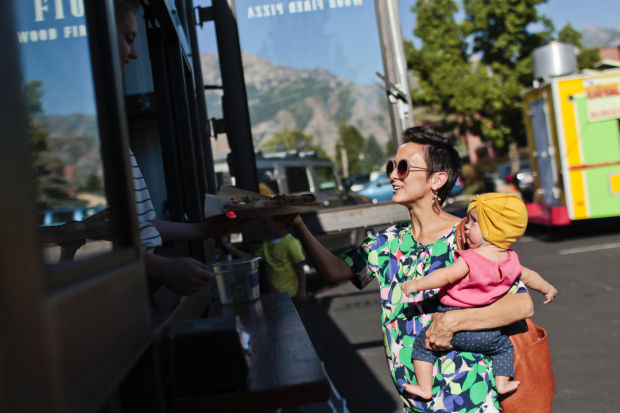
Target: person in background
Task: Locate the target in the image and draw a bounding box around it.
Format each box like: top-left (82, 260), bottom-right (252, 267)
top-left (289, 126), bottom-right (534, 412)
top-left (116, 0), bottom-right (236, 295)
top-left (401, 193), bottom-right (557, 399)
top-left (225, 215), bottom-right (307, 305)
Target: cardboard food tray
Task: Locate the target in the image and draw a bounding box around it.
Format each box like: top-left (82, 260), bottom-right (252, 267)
top-left (224, 203), bottom-right (322, 218)
top-left (217, 185), bottom-right (324, 218)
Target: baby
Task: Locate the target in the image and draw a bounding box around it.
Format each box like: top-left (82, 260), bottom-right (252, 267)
top-left (401, 193), bottom-right (557, 399)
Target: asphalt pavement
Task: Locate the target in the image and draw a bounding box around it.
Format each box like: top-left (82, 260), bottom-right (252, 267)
top-left (299, 213), bottom-right (620, 413)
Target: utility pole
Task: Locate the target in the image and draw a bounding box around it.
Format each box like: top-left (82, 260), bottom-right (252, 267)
top-left (375, 0), bottom-right (414, 149)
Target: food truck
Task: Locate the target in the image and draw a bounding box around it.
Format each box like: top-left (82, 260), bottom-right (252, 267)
top-left (1, 0), bottom-right (411, 411)
top-left (522, 43), bottom-right (620, 226)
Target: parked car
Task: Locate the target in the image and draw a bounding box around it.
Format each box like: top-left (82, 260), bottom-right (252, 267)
top-left (214, 150), bottom-right (358, 208)
top-left (343, 173), bottom-right (371, 192)
top-left (39, 205), bottom-right (106, 226)
top-left (358, 175), bottom-right (465, 204)
top-left (484, 161), bottom-right (534, 202)
top-left (507, 168), bottom-right (535, 203)
top-left (357, 175), bottom-right (393, 203)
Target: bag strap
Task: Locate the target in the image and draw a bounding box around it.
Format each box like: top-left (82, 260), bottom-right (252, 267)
top-left (455, 217), bottom-right (468, 250)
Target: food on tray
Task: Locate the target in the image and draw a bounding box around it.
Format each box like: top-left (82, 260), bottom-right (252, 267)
top-left (222, 193), bottom-right (317, 210)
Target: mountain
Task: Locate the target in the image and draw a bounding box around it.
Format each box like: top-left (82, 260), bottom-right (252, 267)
top-left (39, 114), bottom-right (102, 185)
top-left (581, 25), bottom-right (620, 48)
top-left (200, 52), bottom-right (391, 157)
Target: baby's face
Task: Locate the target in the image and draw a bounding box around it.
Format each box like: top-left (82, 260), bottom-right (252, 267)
top-left (465, 207), bottom-right (484, 248)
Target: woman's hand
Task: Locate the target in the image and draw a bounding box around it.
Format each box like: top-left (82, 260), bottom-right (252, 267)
top-left (424, 312), bottom-right (458, 351)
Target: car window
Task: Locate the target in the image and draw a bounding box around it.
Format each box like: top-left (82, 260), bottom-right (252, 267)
top-left (285, 166), bottom-right (310, 193)
top-left (314, 166), bottom-right (338, 191)
top-left (375, 176), bottom-right (390, 186)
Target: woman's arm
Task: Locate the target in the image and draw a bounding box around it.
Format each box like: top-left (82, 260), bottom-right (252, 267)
top-left (295, 261), bottom-right (307, 303)
top-left (290, 215), bottom-right (353, 283)
top-left (425, 291), bottom-right (534, 351)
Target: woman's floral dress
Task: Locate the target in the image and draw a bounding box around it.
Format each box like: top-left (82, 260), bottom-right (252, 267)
top-left (340, 221), bottom-right (524, 413)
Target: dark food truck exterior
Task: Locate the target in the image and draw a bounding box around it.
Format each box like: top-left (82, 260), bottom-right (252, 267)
top-left (1, 1), bottom-right (333, 412)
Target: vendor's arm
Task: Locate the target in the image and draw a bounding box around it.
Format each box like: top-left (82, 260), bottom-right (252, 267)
top-left (402, 257), bottom-right (468, 295)
top-left (289, 215), bottom-right (353, 283)
top-left (520, 266), bottom-right (558, 304)
top-left (425, 290), bottom-right (534, 351)
top-left (153, 215), bottom-right (248, 243)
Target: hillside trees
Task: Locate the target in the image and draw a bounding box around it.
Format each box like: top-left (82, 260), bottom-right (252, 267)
top-left (363, 134), bottom-right (385, 172)
top-left (259, 129), bottom-right (327, 158)
top-left (406, 0), bottom-right (553, 149)
top-left (260, 125), bottom-right (385, 177)
top-left (25, 80), bottom-right (79, 209)
top-left (335, 121), bottom-right (365, 176)
top-left (557, 23), bottom-right (600, 70)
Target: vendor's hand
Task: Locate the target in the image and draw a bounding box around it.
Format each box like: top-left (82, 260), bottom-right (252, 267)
top-left (424, 312), bottom-right (457, 351)
top-left (165, 257), bottom-right (214, 296)
top-left (204, 214), bottom-right (257, 237)
top-left (295, 290), bottom-right (308, 304)
top-left (543, 285), bottom-right (558, 304)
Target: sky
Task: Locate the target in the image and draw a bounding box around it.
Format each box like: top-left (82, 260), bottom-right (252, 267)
top-left (195, 0), bottom-right (620, 87)
top-left (12, 0), bottom-right (620, 116)
top-left (398, 0), bottom-right (620, 44)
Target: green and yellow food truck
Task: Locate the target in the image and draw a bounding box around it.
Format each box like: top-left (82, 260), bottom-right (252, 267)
top-left (523, 67), bottom-right (620, 225)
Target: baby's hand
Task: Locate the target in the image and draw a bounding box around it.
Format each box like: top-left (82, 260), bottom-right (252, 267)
top-left (543, 285), bottom-right (558, 304)
top-left (401, 280), bottom-right (418, 296)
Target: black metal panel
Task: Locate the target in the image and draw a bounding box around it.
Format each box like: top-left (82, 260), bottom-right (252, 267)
top-left (211, 0), bottom-right (259, 192)
top-left (146, 26), bottom-right (187, 225)
top-left (85, 0), bottom-right (141, 252)
top-left (186, 0), bottom-right (218, 195)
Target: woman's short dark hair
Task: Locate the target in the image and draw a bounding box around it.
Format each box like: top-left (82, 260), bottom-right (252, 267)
top-left (114, 0), bottom-right (139, 23)
top-left (401, 126), bottom-right (462, 205)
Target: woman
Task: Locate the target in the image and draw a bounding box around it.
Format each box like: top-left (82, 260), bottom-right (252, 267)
top-left (291, 126), bottom-right (533, 412)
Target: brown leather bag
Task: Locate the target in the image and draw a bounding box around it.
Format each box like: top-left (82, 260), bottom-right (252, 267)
top-left (500, 319), bottom-right (555, 412)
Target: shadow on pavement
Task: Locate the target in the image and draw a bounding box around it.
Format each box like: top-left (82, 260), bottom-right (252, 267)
top-left (299, 287), bottom-right (399, 413)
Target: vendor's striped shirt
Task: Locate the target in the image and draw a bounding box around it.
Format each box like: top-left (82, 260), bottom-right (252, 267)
top-left (129, 149), bottom-right (162, 250)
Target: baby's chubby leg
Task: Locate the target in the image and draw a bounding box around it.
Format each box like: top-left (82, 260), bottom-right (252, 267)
top-left (402, 360), bottom-right (433, 400)
top-left (495, 375), bottom-right (520, 394)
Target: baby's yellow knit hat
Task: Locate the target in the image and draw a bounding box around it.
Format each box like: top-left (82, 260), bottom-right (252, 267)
top-left (467, 193), bottom-right (528, 249)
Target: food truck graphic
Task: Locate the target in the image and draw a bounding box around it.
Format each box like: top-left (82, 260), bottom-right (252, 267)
top-left (523, 67), bottom-right (620, 225)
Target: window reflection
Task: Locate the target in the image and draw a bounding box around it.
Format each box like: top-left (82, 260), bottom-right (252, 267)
top-left (314, 166), bottom-right (338, 191)
top-left (14, 0), bottom-right (113, 265)
top-left (285, 166), bottom-right (310, 193)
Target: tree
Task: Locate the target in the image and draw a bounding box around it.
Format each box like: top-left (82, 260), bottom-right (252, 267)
top-left (385, 139), bottom-right (395, 159)
top-left (259, 129), bottom-right (327, 158)
top-left (24, 80), bottom-right (79, 209)
top-left (406, 0), bottom-right (554, 149)
top-left (335, 121), bottom-right (365, 176)
top-left (363, 134), bottom-right (385, 172)
top-left (558, 23), bottom-right (600, 70)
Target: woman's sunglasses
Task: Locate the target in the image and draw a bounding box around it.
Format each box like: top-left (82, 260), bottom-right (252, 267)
top-left (385, 159), bottom-right (434, 180)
